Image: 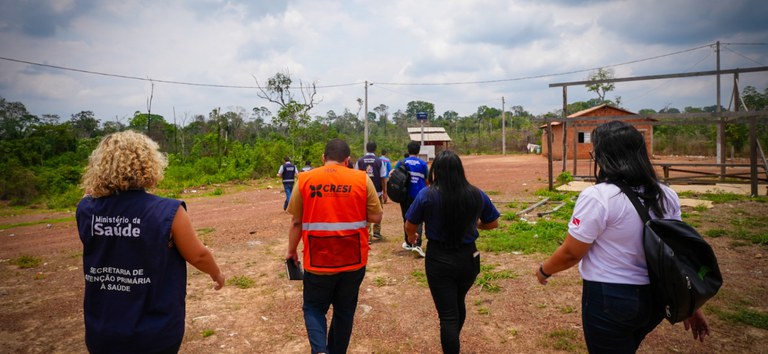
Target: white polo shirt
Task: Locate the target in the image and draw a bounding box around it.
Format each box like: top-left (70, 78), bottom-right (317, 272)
top-left (568, 183), bottom-right (681, 285)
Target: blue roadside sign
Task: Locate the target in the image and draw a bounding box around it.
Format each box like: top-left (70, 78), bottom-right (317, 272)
top-left (416, 112), bottom-right (428, 120)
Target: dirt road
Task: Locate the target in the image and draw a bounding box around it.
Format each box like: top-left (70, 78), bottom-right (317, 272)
top-left (1, 154), bottom-right (766, 353)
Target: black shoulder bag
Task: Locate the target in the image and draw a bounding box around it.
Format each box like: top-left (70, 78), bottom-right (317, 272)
top-left (615, 182), bottom-right (723, 324)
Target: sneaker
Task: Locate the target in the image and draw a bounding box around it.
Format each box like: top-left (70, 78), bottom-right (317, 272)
top-left (372, 232), bottom-right (383, 240)
top-left (411, 246), bottom-right (425, 258)
top-left (402, 242), bottom-right (413, 251)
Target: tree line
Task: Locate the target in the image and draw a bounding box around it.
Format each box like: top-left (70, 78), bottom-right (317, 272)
top-left (1, 71), bottom-right (766, 207)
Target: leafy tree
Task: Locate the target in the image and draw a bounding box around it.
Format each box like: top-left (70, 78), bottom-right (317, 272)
top-left (586, 68), bottom-right (615, 103)
top-left (405, 101), bottom-right (435, 121)
top-left (0, 97), bottom-right (39, 140)
top-left (742, 86), bottom-right (768, 111)
top-left (69, 111), bottom-right (100, 139)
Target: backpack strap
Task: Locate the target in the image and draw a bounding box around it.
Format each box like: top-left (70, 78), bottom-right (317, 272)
top-left (613, 181), bottom-right (652, 224)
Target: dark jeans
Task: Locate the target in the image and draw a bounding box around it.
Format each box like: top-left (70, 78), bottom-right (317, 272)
top-left (302, 267), bottom-right (366, 354)
top-left (582, 279), bottom-right (664, 354)
top-left (425, 241), bottom-right (480, 354)
top-left (400, 196), bottom-right (422, 246)
top-left (283, 182), bottom-right (293, 210)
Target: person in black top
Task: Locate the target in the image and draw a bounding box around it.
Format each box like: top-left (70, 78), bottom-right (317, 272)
top-left (355, 142), bottom-right (388, 241)
top-left (405, 150), bottom-right (500, 354)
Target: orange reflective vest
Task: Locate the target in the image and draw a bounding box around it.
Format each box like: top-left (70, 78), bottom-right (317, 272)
top-left (298, 164), bottom-right (370, 273)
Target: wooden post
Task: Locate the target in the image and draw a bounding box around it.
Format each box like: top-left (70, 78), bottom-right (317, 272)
top-left (561, 87), bottom-right (568, 173)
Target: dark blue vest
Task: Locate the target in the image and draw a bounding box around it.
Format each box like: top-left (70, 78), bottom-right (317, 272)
top-left (357, 154), bottom-right (384, 192)
top-left (76, 190), bottom-right (187, 353)
top-left (281, 162), bottom-right (297, 183)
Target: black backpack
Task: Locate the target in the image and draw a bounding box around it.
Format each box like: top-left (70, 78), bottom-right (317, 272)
top-left (616, 182), bottom-right (723, 324)
top-left (386, 163), bottom-right (410, 203)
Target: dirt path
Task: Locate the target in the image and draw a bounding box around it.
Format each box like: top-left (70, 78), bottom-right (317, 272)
top-left (1, 154), bottom-right (766, 353)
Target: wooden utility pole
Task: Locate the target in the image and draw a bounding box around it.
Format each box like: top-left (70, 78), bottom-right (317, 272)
top-left (716, 41), bottom-right (726, 179)
top-left (364, 80), bottom-right (369, 152)
top-left (561, 86), bottom-right (568, 172)
top-left (502, 96), bottom-right (506, 155)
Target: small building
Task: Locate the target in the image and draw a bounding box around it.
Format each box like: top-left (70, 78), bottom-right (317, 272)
top-left (407, 127), bottom-right (452, 161)
top-left (541, 104), bottom-right (654, 160)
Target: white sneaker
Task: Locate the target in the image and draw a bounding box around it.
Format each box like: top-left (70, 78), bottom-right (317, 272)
top-left (402, 242), bottom-right (412, 251)
top-left (411, 246), bottom-right (425, 258)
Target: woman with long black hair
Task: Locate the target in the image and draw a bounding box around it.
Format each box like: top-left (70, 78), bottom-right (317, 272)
top-left (536, 120), bottom-right (710, 353)
top-left (405, 150), bottom-right (500, 354)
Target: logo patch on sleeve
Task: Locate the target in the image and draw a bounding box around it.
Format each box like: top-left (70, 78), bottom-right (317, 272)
top-left (572, 217), bottom-right (581, 227)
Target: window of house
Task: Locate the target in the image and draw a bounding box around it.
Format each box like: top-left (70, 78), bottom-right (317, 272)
top-left (578, 131), bottom-right (591, 143)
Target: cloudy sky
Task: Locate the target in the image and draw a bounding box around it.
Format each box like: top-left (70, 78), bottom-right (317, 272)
top-left (1, 0), bottom-right (767, 125)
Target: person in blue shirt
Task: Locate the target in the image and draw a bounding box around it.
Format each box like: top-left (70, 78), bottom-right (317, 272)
top-left (76, 131), bottom-right (225, 354)
top-left (398, 141), bottom-right (429, 257)
top-left (405, 149), bottom-right (500, 354)
top-left (379, 149), bottom-right (393, 182)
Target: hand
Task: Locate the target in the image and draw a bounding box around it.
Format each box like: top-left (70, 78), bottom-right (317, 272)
top-left (534, 264), bottom-right (549, 285)
top-left (211, 272), bottom-right (225, 290)
top-left (382, 194), bottom-right (388, 204)
top-left (683, 309), bottom-right (710, 342)
top-left (285, 250), bottom-right (299, 265)
top-left (407, 233), bottom-right (418, 245)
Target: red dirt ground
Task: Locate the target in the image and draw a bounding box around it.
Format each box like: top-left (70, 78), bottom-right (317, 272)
top-left (1, 154), bottom-right (766, 353)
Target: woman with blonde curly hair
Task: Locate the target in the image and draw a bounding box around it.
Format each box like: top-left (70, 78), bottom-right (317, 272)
top-left (76, 130), bottom-right (225, 354)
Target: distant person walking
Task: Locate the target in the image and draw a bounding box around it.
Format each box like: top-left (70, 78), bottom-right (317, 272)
top-left (405, 150), bottom-right (500, 354)
top-left (277, 156), bottom-right (297, 211)
top-left (301, 161), bottom-right (313, 173)
top-left (399, 141), bottom-right (429, 257)
top-left (379, 149), bottom-right (393, 180)
top-left (285, 138), bottom-right (383, 354)
top-left (76, 131), bottom-right (225, 354)
top-left (356, 142), bottom-right (388, 241)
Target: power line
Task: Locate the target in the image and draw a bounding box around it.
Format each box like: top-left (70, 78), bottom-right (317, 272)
top-left (0, 56), bottom-right (362, 89)
top-left (375, 43), bottom-right (715, 86)
top-left (0, 43), bottom-right (728, 90)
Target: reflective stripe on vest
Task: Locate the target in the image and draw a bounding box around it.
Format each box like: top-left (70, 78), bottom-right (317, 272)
top-left (303, 220), bottom-right (368, 231)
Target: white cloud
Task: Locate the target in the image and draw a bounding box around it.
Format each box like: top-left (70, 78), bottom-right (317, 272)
top-left (0, 0), bottom-right (766, 122)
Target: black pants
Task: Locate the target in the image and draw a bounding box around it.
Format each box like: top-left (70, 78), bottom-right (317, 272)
top-left (400, 196), bottom-right (422, 246)
top-left (425, 241), bottom-right (480, 354)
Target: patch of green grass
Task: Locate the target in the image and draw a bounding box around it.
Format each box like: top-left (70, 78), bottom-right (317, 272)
top-left (211, 188), bottom-right (224, 196)
top-left (485, 190), bottom-right (500, 195)
top-left (201, 329), bottom-right (215, 338)
top-left (556, 171), bottom-right (573, 186)
top-left (0, 216), bottom-right (75, 230)
top-left (411, 270), bottom-right (428, 287)
top-left (705, 229), bottom-right (728, 238)
top-left (477, 307), bottom-right (490, 315)
top-left (693, 204), bottom-right (709, 212)
top-left (561, 305), bottom-right (576, 314)
top-left (475, 264), bottom-right (516, 293)
top-left (372, 276), bottom-right (388, 287)
top-left (710, 305), bottom-right (768, 330)
top-left (676, 192), bottom-right (768, 204)
top-left (10, 255), bottom-right (42, 268)
top-left (226, 275), bottom-right (255, 289)
top-left (533, 189), bottom-right (578, 202)
top-left (542, 328), bottom-right (583, 352)
top-left (478, 219), bottom-right (567, 254)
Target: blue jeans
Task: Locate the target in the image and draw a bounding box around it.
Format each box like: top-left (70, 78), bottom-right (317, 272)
top-left (283, 182), bottom-right (293, 210)
top-left (425, 241), bottom-right (480, 354)
top-left (302, 267), bottom-right (366, 354)
top-left (582, 280), bottom-right (663, 354)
